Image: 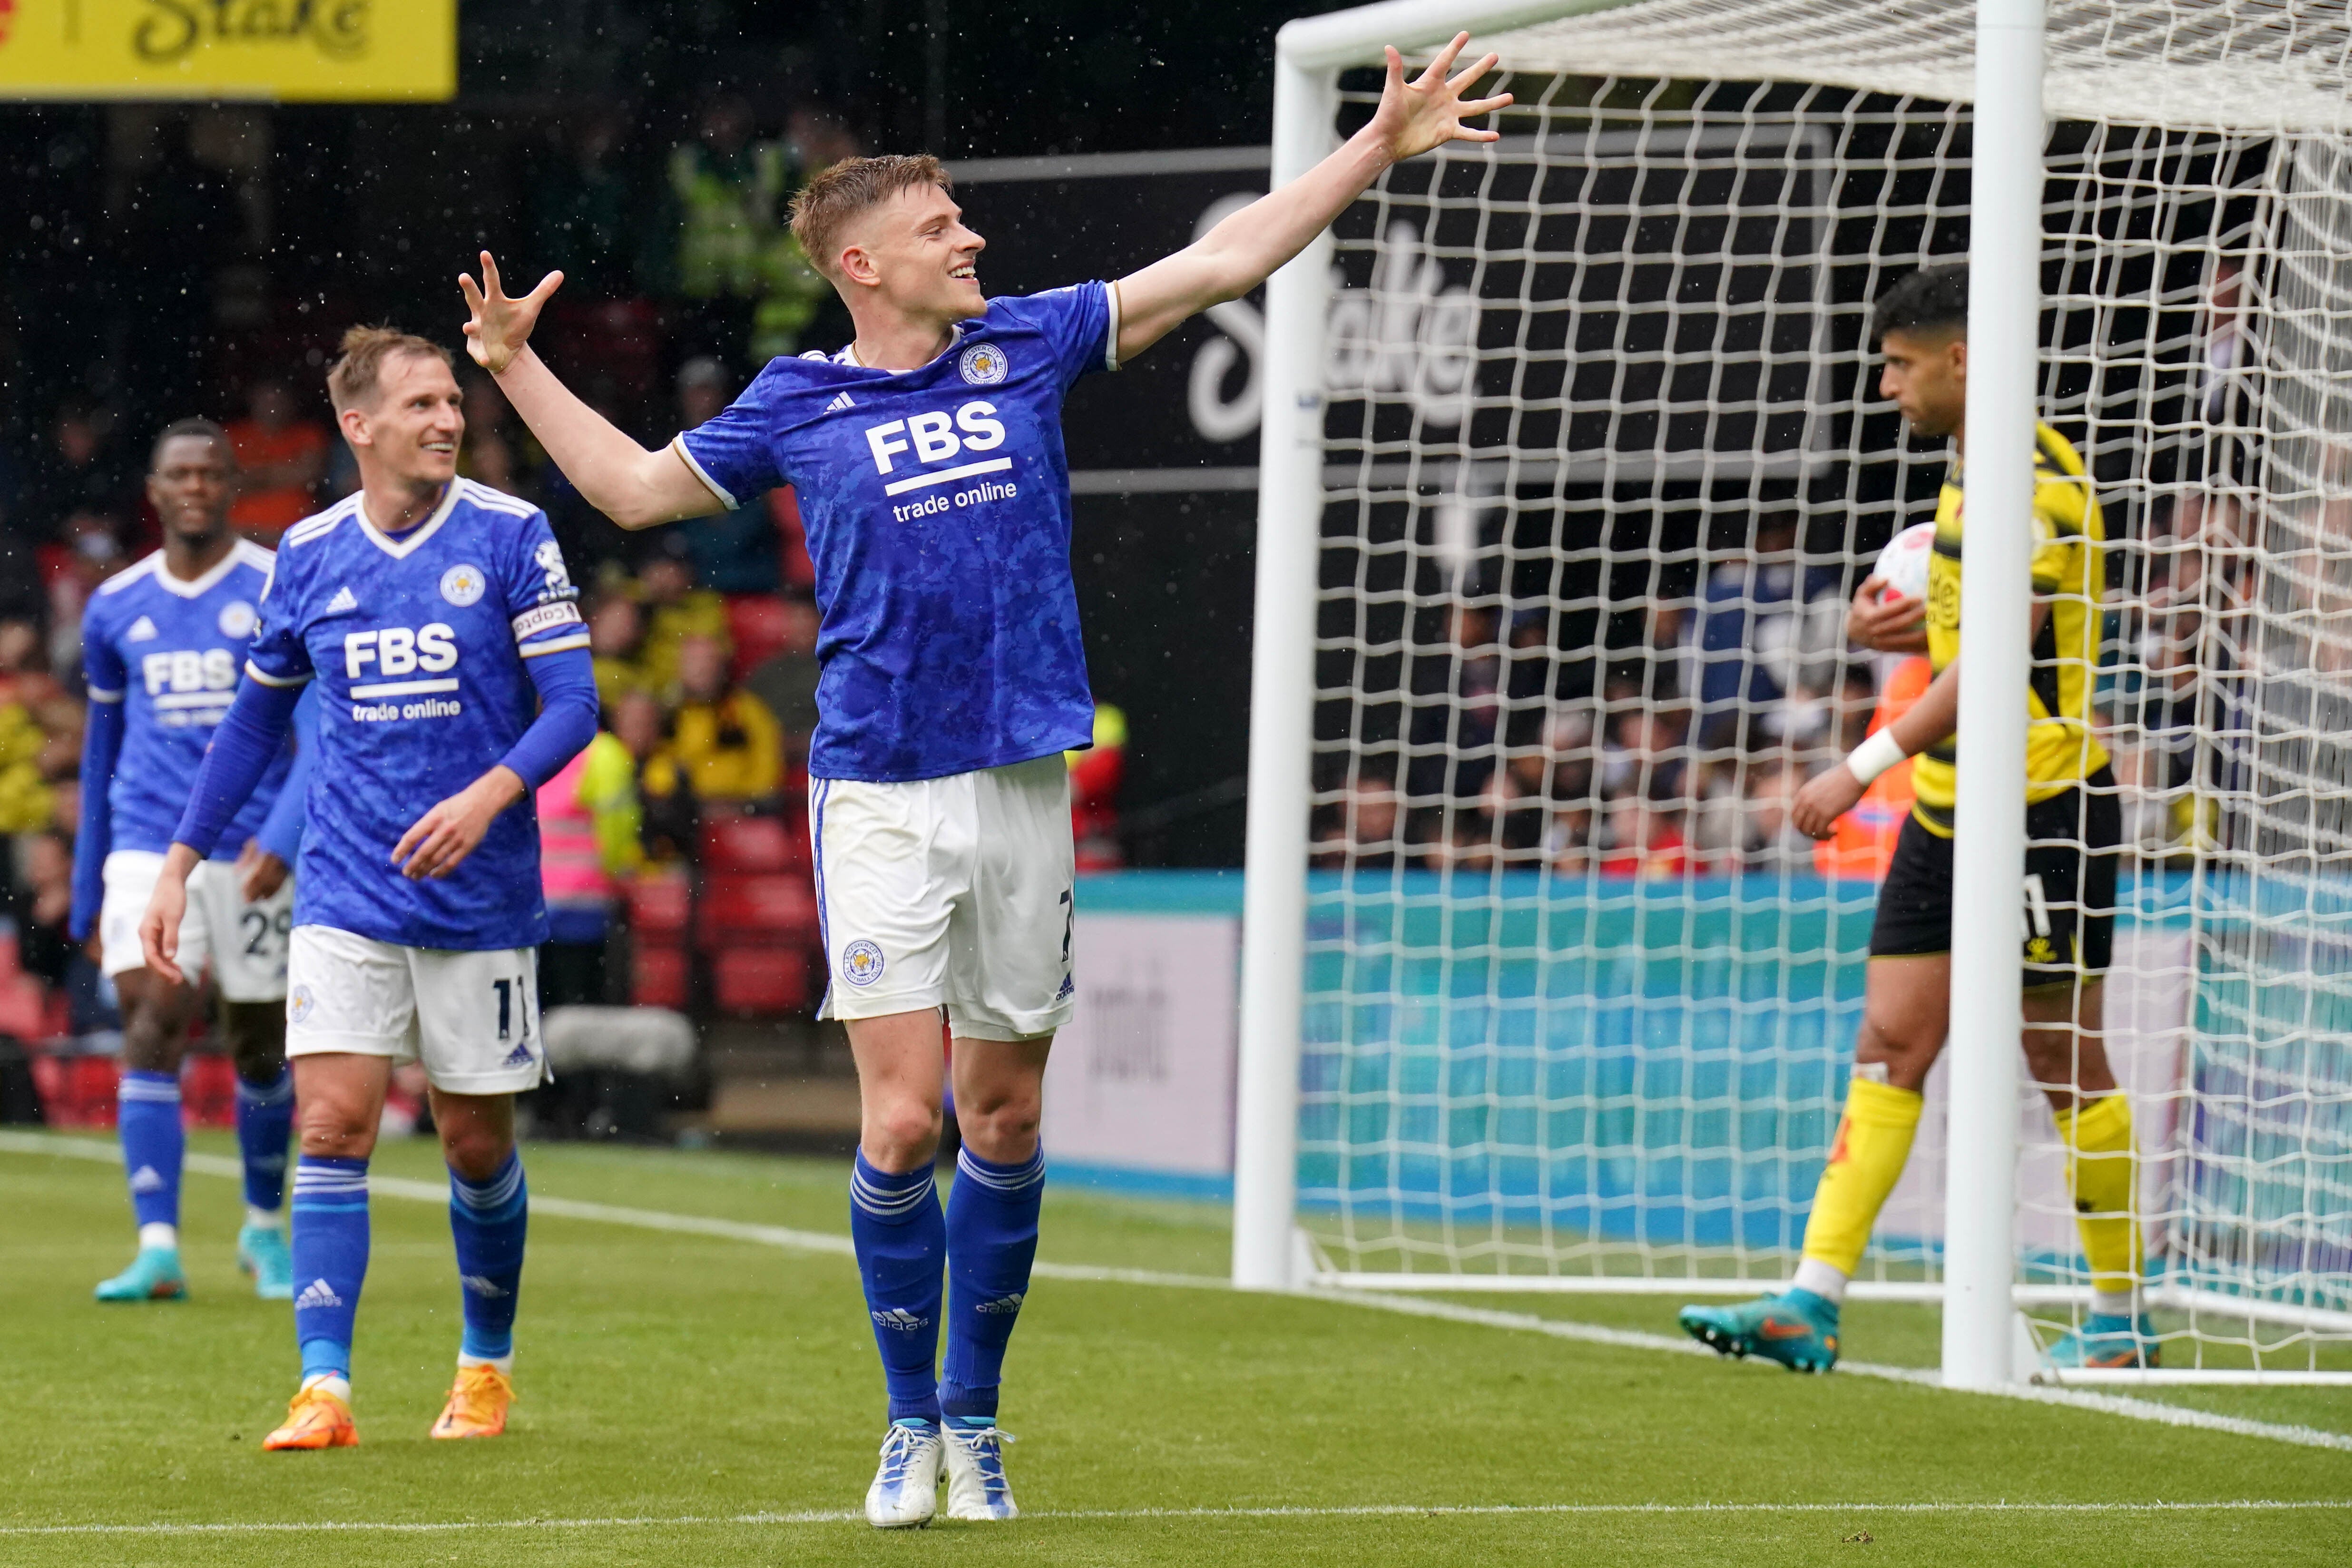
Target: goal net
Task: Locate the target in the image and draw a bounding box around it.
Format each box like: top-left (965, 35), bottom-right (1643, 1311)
top-left (1270, 0), bottom-right (2352, 1379)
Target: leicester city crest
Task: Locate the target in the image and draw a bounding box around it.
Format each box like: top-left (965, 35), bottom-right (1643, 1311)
top-left (440, 563), bottom-right (488, 607)
top-left (958, 342), bottom-right (1009, 386)
top-left (289, 985), bottom-right (315, 1026)
top-left (841, 939), bottom-right (886, 988)
top-left (217, 600), bottom-right (258, 639)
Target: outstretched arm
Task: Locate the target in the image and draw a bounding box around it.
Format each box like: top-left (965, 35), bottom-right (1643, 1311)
top-left (1114, 33), bottom-right (1510, 364)
top-left (460, 253), bottom-right (724, 530)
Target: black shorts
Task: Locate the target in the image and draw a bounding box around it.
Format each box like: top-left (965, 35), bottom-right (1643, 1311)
top-left (1869, 767), bottom-right (2119, 980)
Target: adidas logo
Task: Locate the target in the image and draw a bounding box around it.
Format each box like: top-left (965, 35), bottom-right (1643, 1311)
top-left (502, 1041), bottom-right (535, 1068)
top-left (823, 391), bottom-right (856, 414)
top-left (460, 1273), bottom-right (511, 1299)
top-left (294, 1278), bottom-right (343, 1311)
top-left (871, 1307), bottom-right (931, 1332)
top-left (324, 586), bottom-right (358, 614)
top-left (1055, 973), bottom-right (1075, 1002)
top-left (974, 1292), bottom-right (1026, 1315)
top-left (128, 1165), bottom-right (166, 1194)
top-left (127, 615), bottom-right (159, 642)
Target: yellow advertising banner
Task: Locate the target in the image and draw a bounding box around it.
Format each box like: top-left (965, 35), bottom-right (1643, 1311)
top-left (0, 0), bottom-right (457, 101)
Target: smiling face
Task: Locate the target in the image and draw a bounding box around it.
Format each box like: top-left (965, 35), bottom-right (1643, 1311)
top-left (342, 351), bottom-right (465, 490)
top-left (838, 182), bottom-right (987, 328)
top-left (146, 433), bottom-right (235, 547)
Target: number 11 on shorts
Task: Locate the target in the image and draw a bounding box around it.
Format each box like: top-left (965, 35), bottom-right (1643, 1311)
top-left (492, 976), bottom-right (533, 1041)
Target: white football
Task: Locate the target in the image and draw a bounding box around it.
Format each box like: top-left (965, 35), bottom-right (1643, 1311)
top-left (1872, 522), bottom-right (1936, 604)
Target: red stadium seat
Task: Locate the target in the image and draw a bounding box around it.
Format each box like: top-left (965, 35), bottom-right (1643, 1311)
top-left (633, 944), bottom-right (691, 1010)
top-left (726, 594), bottom-right (792, 679)
top-left (696, 874), bottom-right (819, 948)
top-left (699, 815), bottom-right (807, 874)
top-left (712, 948), bottom-right (809, 1014)
top-left (628, 874), bottom-right (693, 938)
top-left (0, 974), bottom-right (50, 1040)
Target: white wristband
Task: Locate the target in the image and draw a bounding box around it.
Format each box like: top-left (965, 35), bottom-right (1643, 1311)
top-left (1844, 728), bottom-right (1908, 788)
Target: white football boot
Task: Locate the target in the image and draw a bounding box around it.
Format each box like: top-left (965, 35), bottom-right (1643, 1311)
top-left (864, 1421), bottom-right (944, 1528)
top-left (941, 1422), bottom-right (1019, 1521)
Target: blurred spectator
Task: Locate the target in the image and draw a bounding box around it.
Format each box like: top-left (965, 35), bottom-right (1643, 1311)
top-left (1069, 703), bottom-right (1127, 871)
top-left (613, 688), bottom-right (698, 862)
top-left (742, 596), bottom-right (821, 758)
top-left (531, 108), bottom-right (658, 297)
top-left (16, 402), bottom-right (130, 544)
top-left (1696, 512), bottom-right (1847, 749)
top-left (1600, 704), bottom-right (1687, 804)
top-left (47, 511), bottom-right (127, 678)
top-left (0, 697), bottom-right (57, 834)
top-left (225, 380), bottom-right (329, 542)
top-left (1418, 809), bottom-right (1498, 874)
top-left (665, 93), bottom-right (829, 363)
top-left (1736, 761), bottom-right (1817, 876)
top-left (1407, 602), bottom-right (1502, 802)
top-left (588, 590), bottom-right (649, 707)
top-left (460, 371), bottom-right (534, 499)
top-left (667, 633), bottom-right (780, 808)
top-left (6, 827), bottom-right (75, 985)
top-left (1599, 791), bottom-right (1690, 880)
top-left (0, 619), bottom-right (63, 713)
top-left (637, 539), bottom-right (731, 696)
top-left (538, 725), bottom-right (643, 1009)
top-left (673, 359), bottom-right (783, 593)
top-left (1310, 756), bottom-right (1401, 871)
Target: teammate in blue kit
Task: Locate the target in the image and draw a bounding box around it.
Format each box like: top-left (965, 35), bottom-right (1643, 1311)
top-left (138, 327), bottom-right (598, 1451)
top-left (464, 34), bottom-right (1509, 1527)
top-left (76, 419), bottom-right (315, 1304)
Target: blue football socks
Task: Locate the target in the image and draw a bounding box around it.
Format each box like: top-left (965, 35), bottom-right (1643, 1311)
top-left (290, 1155), bottom-right (369, 1381)
top-left (449, 1151), bottom-right (529, 1366)
top-left (940, 1145), bottom-right (1044, 1425)
top-left (118, 1069), bottom-right (185, 1240)
top-left (849, 1152), bottom-right (946, 1426)
top-left (235, 1066), bottom-right (294, 1217)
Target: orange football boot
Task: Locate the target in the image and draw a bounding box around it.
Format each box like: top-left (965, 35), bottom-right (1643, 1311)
top-left (430, 1363), bottom-right (514, 1440)
top-left (261, 1384), bottom-right (359, 1451)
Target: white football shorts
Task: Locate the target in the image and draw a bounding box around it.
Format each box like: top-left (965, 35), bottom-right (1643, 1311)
top-left (811, 754), bottom-right (1076, 1041)
top-left (285, 924), bottom-right (548, 1095)
top-left (100, 849), bottom-right (293, 1001)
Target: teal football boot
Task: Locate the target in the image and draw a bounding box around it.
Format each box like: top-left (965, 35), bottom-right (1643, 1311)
top-left (239, 1224), bottom-right (294, 1300)
top-left (96, 1246), bottom-right (188, 1303)
top-left (2042, 1312), bottom-right (2159, 1371)
top-left (1678, 1288), bottom-right (1841, 1372)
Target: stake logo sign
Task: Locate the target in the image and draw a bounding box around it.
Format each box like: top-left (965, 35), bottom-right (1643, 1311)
top-left (0, 0), bottom-right (455, 100)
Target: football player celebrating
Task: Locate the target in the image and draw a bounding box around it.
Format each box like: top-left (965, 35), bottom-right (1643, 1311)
top-left (76, 419), bottom-right (314, 1303)
top-left (141, 328), bottom-right (598, 1449)
top-left (462, 35), bottom-right (1509, 1527)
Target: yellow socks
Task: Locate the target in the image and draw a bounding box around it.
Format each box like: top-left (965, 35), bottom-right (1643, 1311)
top-left (1800, 1077), bottom-right (1924, 1280)
top-left (2055, 1093), bottom-right (2141, 1308)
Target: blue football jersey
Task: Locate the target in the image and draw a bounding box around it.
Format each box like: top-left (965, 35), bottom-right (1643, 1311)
top-left (83, 542), bottom-right (295, 859)
top-left (244, 480), bottom-right (589, 951)
top-left (674, 283), bottom-right (1117, 783)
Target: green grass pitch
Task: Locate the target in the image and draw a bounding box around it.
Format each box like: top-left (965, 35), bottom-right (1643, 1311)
top-left (3, 1131), bottom-right (2346, 1566)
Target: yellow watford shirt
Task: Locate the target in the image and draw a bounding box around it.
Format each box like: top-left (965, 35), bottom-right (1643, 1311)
top-left (1908, 421), bottom-right (2109, 835)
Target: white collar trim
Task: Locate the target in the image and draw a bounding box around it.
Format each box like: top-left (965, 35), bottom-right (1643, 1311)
top-left (354, 482), bottom-right (461, 560)
top-left (150, 544), bottom-right (250, 600)
top-left (840, 322), bottom-right (966, 371)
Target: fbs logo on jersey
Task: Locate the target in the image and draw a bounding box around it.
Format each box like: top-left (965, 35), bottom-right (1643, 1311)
top-left (127, 615), bottom-right (159, 642)
top-left (440, 563), bottom-right (488, 608)
top-left (218, 600), bottom-right (258, 639)
top-left (841, 939), bottom-right (886, 988)
top-left (959, 342), bottom-right (1009, 385)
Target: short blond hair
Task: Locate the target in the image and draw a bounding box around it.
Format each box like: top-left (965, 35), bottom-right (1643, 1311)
top-left (327, 325), bottom-right (453, 413)
top-left (788, 154), bottom-right (952, 282)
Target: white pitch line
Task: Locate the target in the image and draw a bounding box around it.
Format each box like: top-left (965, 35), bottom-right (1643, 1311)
top-left (2, 1499), bottom-right (2348, 1538)
top-left (6, 1131), bottom-right (2349, 1454)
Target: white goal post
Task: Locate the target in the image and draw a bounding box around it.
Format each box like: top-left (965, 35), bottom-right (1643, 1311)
top-left (1235, 0), bottom-right (2352, 1387)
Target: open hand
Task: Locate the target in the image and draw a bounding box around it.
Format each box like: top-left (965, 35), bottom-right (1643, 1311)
top-left (1791, 765), bottom-right (1867, 841)
top-left (391, 766), bottom-right (526, 881)
top-left (138, 853), bottom-right (197, 986)
top-left (1849, 577), bottom-right (1929, 654)
top-left (1367, 32), bottom-right (1513, 166)
top-left (458, 251), bottom-right (563, 376)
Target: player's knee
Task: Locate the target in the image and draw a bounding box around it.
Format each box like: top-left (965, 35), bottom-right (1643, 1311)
top-left (864, 1101), bottom-right (943, 1169)
top-left (956, 1091), bottom-right (1041, 1159)
top-left (441, 1125), bottom-right (513, 1183)
top-left (299, 1103), bottom-right (378, 1160)
top-left (1854, 1016), bottom-right (1938, 1092)
top-left (217, 1004), bottom-right (287, 1086)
